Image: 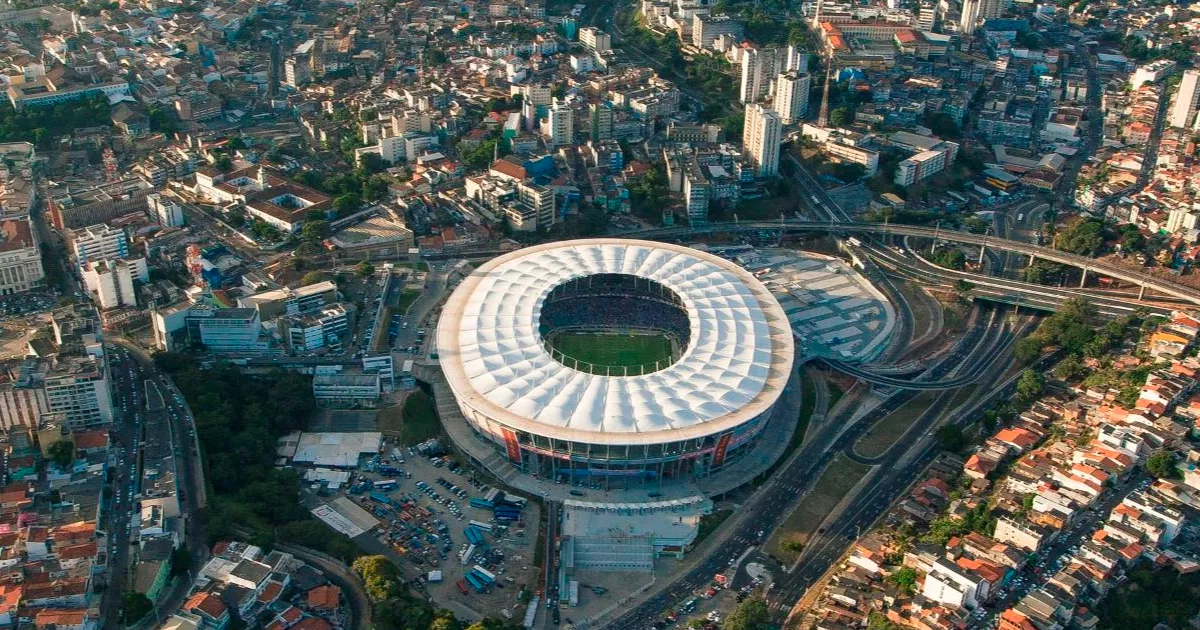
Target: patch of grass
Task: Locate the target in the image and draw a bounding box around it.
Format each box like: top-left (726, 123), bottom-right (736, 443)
top-left (694, 509), bottom-right (733, 547)
top-left (549, 331), bottom-right (674, 373)
top-left (376, 389), bottom-right (442, 445)
top-left (768, 455), bottom-right (871, 561)
top-left (396, 289), bottom-right (422, 313)
top-left (827, 382), bottom-right (845, 411)
top-left (752, 370), bottom-right (816, 486)
top-left (854, 392), bottom-right (937, 459)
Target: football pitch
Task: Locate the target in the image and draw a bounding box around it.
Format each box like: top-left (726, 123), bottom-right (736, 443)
top-left (549, 331), bottom-right (674, 374)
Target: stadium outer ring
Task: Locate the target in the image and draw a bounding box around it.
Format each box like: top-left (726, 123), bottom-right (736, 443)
top-left (437, 238), bottom-right (796, 455)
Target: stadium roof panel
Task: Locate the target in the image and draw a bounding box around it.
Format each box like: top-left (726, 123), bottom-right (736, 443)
top-left (438, 239), bottom-right (795, 444)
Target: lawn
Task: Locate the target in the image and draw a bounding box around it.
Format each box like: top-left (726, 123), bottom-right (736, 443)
top-left (854, 392), bottom-right (937, 459)
top-left (549, 331), bottom-right (674, 374)
top-left (767, 455), bottom-right (872, 561)
top-left (396, 289), bottom-right (422, 314)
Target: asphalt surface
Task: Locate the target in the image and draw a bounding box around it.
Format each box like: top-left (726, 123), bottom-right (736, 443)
top-left (110, 340), bottom-right (210, 628)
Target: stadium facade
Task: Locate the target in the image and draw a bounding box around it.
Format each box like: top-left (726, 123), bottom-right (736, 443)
top-left (437, 239), bottom-right (795, 484)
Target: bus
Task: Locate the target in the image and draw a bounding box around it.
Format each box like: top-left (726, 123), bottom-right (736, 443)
top-left (469, 520), bottom-right (494, 532)
top-left (374, 480), bottom-right (398, 491)
top-left (473, 565), bottom-right (497, 583)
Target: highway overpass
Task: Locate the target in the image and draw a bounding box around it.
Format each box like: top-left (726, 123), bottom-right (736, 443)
top-left (614, 220), bottom-right (1200, 306)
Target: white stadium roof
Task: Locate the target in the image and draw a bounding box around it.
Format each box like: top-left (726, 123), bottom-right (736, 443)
top-left (438, 240), bottom-right (794, 445)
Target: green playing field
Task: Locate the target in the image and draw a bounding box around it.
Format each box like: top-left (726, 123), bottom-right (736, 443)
top-left (549, 331), bottom-right (674, 374)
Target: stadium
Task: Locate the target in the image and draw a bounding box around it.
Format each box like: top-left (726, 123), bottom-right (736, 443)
top-left (437, 239), bottom-right (795, 484)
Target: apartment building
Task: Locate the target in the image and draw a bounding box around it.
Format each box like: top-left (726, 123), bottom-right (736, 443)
top-left (0, 218), bottom-right (43, 295)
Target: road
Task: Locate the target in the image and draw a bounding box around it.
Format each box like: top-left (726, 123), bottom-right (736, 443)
top-left (100, 346), bottom-right (145, 628)
top-left (110, 339), bottom-right (210, 627)
top-left (601, 304), bottom-right (1014, 630)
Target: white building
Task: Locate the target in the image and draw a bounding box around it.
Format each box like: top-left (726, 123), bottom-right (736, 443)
top-left (579, 27), bottom-right (611, 53)
top-left (743, 103), bottom-right (782, 177)
top-left (80, 257), bottom-right (148, 310)
top-left (773, 72), bottom-right (811, 125)
top-left (44, 354), bottom-right (113, 429)
top-left (146, 193), bottom-right (184, 228)
top-left (1169, 69), bottom-right (1200, 129)
top-left (894, 148), bottom-right (950, 186)
top-left (959, 0), bottom-right (1010, 35)
top-left (691, 14), bottom-right (743, 49)
top-left (739, 47), bottom-right (779, 104)
top-left (70, 224), bottom-right (128, 264)
top-left (922, 559), bottom-right (988, 609)
top-left (546, 100), bottom-right (574, 147)
top-left (0, 218), bottom-right (43, 295)
top-left (284, 304), bottom-right (351, 353)
top-left (1132, 60), bottom-right (1177, 90)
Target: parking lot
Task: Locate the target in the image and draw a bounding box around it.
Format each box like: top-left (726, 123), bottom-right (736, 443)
top-left (338, 437), bottom-right (543, 621)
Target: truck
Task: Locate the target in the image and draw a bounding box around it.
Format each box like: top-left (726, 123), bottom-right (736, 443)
top-left (469, 520), bottom-right (494, 532)
top-left (374, 479), bottom-right (398, 490)
top-left (457, 580), bottom-right (470, 595)
top-left (460, 543), bottom-right (476, 565)
top-left (369, 492), bottom-right (392, 504)
top-left (469, 498), bottom-right (495, 510)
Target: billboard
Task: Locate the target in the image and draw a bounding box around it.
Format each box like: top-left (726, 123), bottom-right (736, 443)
top-left (501, 428), bottom-right (521, 463)
top-left (712, 433), bottom-right (732, 468)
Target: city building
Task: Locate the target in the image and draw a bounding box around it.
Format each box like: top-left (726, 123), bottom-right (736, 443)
top-left (894, 148), bottom-right (952, 186)
top-left (283, 304), bottom-right (352, 353)
top-left (589, 101), bottom-right (614, 141)
top-left (683, 158), bottom-right (711, 225)
top-left (1169, 69), bottom-right (1200, 130)
top-left (0, 218), bottom-right (43, 295)
top-left (743, 103), bottom-right (782, 178)
top-left (80, 258), bottom-right (148, 310)
top-left (312, 373), bottom-right (381, 408)
top-left (146, 193), bottom-right (185, 228)
top-left (47, 177), bottom-right (154, 230)
top-left (773, 72), bottom-right (811, 125)
top-left (739, 47), bottom-right (779, 104)
top-left (1131, 60), bottom-right (1176, 90)
top-left (959, 0), bottom-right (1010, 35)
top-left (691, 14), bottom-right (743, 50)
top-left (43, 354), bottom-right (113, 429)
top-left (578, 27), bottom-right (611, 53)
top-left (70, 224), bottom-right (128, 265)
top-left (238, 281), bottom-right (339, 319)
top-left (152, 303), bottom-right (272, 353)
top-left (546, 100), bottom-right (574, 147)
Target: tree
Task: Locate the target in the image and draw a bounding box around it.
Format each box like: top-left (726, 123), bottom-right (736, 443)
top-left (47, 439), bottom-right (74, 469)
top-left (121, 591), bottom-right (153, 624)
top-left (1052, 355), bottom-right (1085, 382)
top-left (829, 106), bottom-right (853, 127)
top-left (1015, 369), bottom-right (1045, 404)
top-left (887, 566), bottom-right (919, 595)
top-left (215, 155), bottom-right (233, 171)
top-left (937, 424), bottom-right (965, 453)
top-left (932, 248), bottom-right (967, 271)
top-left (723, 597), bottom-right (769, 630)
top-left (1055, 217), bottom-right (1105, 256)
top-left (302, 220), bottom-right (330, 242)
top-left (227, 206), bottom-right (247, 228)
top-left (780, 540), bottom-right (803, 555)
top-left (170, 546), bottom-right (192, 577)
top-left (300, 271), bottom-right (330, 286)
top-left (1147, 451), bottom-right (1179, 479)
top-left (352, 555), bottom-right (402, 602)
top-left (333, 193), bottom-right (361, 217)
top-left (356, 261), bottom-right (376, 278)
top-left (953, 279), bottom-right (975, 301)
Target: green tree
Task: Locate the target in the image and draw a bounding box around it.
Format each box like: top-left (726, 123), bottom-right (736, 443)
top-left (932, 248), bottom-right (967, 270)
top-left (47, 439), bottom-right (74, 469)
top-left (1055, 217), bottom-right (1105, 256)
top-left (352, 555), bottom-right (403, 602)
top-left (356, 261), bottom-right (376, 278)
top-left (1015, 369), bottom-right (1045, 404)
top-left (887, 566), bottom-right (919, 595)
top-left (723, 597), bottom-right (769, 630)
top-left (1147, 451), bottom-right (1179, 479)
top-left (302, 219), bottom-right (330, 242)
top-left (1052, 355), bottom-right (1085, 382)
top-left (333, 193), bottom-right (361, 217)
top-left (300, 271), bottom-right (330, 286)
top-left (121, 591), bottom-right (153, 624)
top-left (215, 155), bottom-right (233, 171)
top-left (937, 424), bottom-right (965, 453)
top-left (829, 106), bottom-right (853, 127)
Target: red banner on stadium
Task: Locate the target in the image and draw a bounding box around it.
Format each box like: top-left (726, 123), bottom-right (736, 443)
top-left (712, 433), bottom-right (732, 468)
top-left (501, 428), bottom-right (521, 463)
